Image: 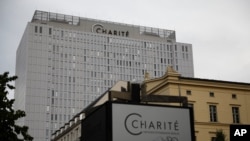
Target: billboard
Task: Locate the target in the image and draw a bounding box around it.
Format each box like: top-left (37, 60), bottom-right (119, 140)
top-left (112, 103), bottom-right (194, 141)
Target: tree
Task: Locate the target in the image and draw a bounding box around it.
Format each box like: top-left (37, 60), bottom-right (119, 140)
top-left (0, 72), bottom-right (33, 141)
top-left (215, 129), bottom-right (226, 141)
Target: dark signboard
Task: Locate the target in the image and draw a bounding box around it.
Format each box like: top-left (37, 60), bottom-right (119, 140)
top-left (230, 124), bottom-right (250, 141)
top-left (82, 102), bottom-right (195, 141)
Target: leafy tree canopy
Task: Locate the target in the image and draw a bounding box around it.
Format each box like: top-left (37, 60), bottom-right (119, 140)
top-left (0, 72), bottom-right (33, 141)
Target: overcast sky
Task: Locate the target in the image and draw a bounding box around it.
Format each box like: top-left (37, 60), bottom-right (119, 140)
top-left (1, 0), bottom-right (250, 98)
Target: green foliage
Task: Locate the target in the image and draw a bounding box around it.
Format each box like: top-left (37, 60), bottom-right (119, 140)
top-left (0, 72), bottom-right (33, 141)
top-left (215, 129), bottom-right (226, 141)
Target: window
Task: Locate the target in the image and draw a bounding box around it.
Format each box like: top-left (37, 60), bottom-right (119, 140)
top-left (186, 90), bottom-right (192, 95)
top-left (75, 128), bottom-right (79, 139)
top-left (39, 26), bottom-right (42, 33)
top-left (46, 106), bottom-right (50, 112)
top-left (46, 129), bottom-right (49, 136)
top-left (49, 28), bottom-right (52, 35)
top-left (209, 92), bottom-right (214, 97)
top-left (232, 107), bottom-right (240, 123)
top-left (35, 26), bottom-right (38, 33)
top-left (61, 31), bottom-right (64, 37)
top-left (51, 98), bottom-right (54, 104)
top-left (209, 105), bottom-right (217, 122)
top-left (232, 94), bottom-right (237, 99)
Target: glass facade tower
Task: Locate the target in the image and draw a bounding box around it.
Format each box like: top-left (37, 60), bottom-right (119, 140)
top-left (15, 10), bottom-right (194, 141)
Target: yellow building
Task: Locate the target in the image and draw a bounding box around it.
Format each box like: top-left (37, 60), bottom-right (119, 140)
top-left (142, 67), bottom-right (250, 141)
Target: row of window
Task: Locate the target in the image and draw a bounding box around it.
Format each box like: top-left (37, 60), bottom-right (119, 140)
top-left (186, 90), bottom-right (237, 99)
top-left (188, 103), bottom-right (240, 123)
top-left (49, 68), bottom-right (144, 82)
top-left (186, 90), bottom-right (240, 124)
top-left (50, 114), bottom-right (73, 122)
top-left (209, 105), bottom-right (240, 123)
top-left (48, 78), bottom-right (115, 90)
top-left (49, 45), bottom-right (184, 63)
top-left (49, 57), bottom-right (174, 73)
top-left (50, 44), bottom-right (181, 56)
top-left (34, 25), bottom-right (191, 53)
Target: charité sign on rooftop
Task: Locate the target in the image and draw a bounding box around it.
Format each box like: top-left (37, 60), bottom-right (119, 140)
top-left (92, 23), bottom-right (129, 37)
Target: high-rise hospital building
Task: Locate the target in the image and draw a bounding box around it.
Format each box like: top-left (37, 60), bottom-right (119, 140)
top-left (15, 10), bottom-right (194, 140)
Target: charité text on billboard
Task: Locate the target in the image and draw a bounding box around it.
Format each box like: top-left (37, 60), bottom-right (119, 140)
top-left (125, 113), bottom-right (179, 135)
top-left (92, 23), bottom-right (129, 37)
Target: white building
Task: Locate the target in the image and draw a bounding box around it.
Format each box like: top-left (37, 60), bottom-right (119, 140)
top-left (15, 10), bottom-right (194, 141)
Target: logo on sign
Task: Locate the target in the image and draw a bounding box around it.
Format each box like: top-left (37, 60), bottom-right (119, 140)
top-left (92, 23), bottom-right (129, 37)
top-left (234, 129), bottom-right (247, 136)
top-left (124, 113), bottom-right (179, 136)
top-left (230, 125), bottom-right (250, 141)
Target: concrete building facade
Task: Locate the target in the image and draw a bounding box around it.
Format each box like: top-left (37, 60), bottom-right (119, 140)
top-left (15, 10), bottom-right (194, 141)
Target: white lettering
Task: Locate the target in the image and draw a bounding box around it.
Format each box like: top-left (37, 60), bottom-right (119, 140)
top-left (92, 23), bottom-right (129, 37)
top-left (234, 129), bottom-right (241, 136)
top-left (234, 129), bottom-right (247, 136)
top-left (241, 129), bottom-right (247, 136)
top-left (125, 113), bottom-right (179, 136)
